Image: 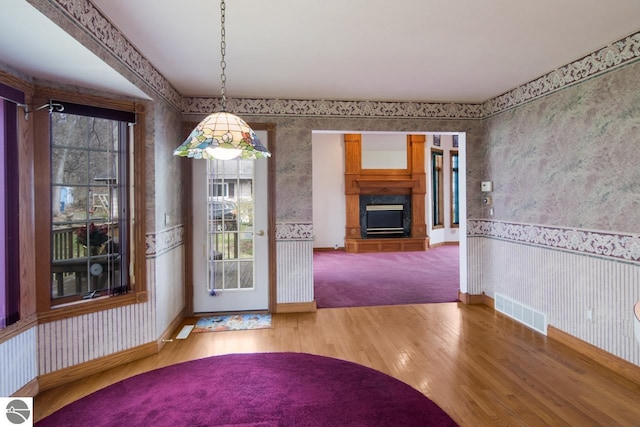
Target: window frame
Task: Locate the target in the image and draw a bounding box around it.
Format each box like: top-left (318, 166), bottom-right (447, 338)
top-left (450, 150), bottom-right (459, 228)
top-left (431, 148), bottom-right (444, 229)
top-left (34, 90), bottom-right (147, 321)
top-left (0, 83), bottom-right (23, 329)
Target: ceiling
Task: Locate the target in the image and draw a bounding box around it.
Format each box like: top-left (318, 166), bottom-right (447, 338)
top-left (2, 0), bottom-right (640, 104)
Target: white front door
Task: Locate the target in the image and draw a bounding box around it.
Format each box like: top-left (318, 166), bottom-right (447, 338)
top-left (192, 130), bottom-right (269, 313)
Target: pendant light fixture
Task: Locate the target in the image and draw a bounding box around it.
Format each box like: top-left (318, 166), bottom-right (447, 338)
top-left (174, 0), bottom-right (270, 160)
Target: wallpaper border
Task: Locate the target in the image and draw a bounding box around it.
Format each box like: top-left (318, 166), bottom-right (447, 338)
top-left (49, 1), bottom-right (640, 119)
top-left (51, 0), bottom-right (182, 107)
top-left (146, 225), bottom-right (184, 258)
top-left (182, 97), bottom-right (484, 119)
top-left (145, 223), bottom-right (313, 257)
top-left (468, 219), bottom-right (640, 264)
top-left (483, 32), bottom-right (640, 117)
top-left (275, 223), bottom-right (314, 241)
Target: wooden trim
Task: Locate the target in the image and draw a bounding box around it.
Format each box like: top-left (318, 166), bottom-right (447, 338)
top-left (182, 122), bottom-right (277, 315)
top-left (548, 325), bottom-right (640, 386)
top-left (38, 342), bottom-right (158, 392)
top-left (182, 122), bottom-right (195, 316)
top-left (132, 103), bottom-right (147, 297)
top-left (429, 241), bottom-right (460, 248)
top-left (0, 314), bottom-right (37, 343)
top-left (313, 247), bottom-right (344, 252)
top-left (344, 134), bottom-right (427, 253)
top-left (450, 150), bottom-right (459, 228)
top-left (458, 291), bottom-right (493, 307)
top-left (33, 96), bottom-right (51, 314)
top-left (158, 309), bottom-right (186, 345)
top-left (0, 69), bottom-right (35, 95)
top-left (260, 123), bottom-right (277, 314)
top-left (276, 300), bottom-right (317, 313)
top-left (479, 295), bottom-right (640, 384)
top-left (33, 88), bottom-right (147, 317)
top-left (38, 294), bottom-right (140, 324)
top-left (12, 378), bottom-right (39, 398)
top-left (431, 148), bottom-right (444, 228)
top-left (345, 237), bottom-right (428, 253)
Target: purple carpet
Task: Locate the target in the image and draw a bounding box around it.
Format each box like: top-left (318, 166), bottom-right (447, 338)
top-left (37, 352), bottom-right (457, 426)
top-left (314, 245), bottom-right (460, 308)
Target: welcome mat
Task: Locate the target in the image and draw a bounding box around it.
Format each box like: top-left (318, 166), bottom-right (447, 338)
top-left (193, 313), bottom-right (272, 333)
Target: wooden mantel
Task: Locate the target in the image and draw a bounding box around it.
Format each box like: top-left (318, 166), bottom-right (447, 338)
top-left (344, 133), bottom-right (429, 253)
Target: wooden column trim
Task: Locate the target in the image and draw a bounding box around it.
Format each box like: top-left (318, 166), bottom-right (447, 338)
top-left (344, 133), bottom-right (429, 252)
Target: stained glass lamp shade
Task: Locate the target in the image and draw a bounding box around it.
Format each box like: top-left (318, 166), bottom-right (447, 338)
top-left (174, 111), bottom-right (270, 160)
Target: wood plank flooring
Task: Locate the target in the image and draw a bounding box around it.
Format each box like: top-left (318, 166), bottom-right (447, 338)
top-left (34, 303), bottom-right (640, 425)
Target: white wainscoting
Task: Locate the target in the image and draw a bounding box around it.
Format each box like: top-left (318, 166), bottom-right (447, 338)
top-left (0, 327), bottom-right (37, 396)
top-left (37, 299), bottom-right (155, 375)
top-left (276, 240), bottom-right (314, 304)
top-left (468, 235), bottom-right (640, 366)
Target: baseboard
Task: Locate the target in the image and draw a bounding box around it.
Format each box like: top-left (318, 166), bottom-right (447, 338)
top-left (157, 308), bottom-right (186, 346)
top-left (313, 247), bottom-right (344, 252)
top-left (547, 326), bottom-right (640, 386)
top-left (477, 293), bottom-right (640, 385)
top-left (38, 342), bottom-right (158, 392)
top-left (430, 241), bottom-right (460, 248)
top-left (276, 300), bottom-right (317, 313)
top-left (458, 291), bottom-right (493, 308)
top-left (12, 377), bottom-right (39, 397)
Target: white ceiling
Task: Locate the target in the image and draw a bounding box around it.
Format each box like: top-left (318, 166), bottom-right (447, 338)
top-left (2, 0), bottom-right (640, 103)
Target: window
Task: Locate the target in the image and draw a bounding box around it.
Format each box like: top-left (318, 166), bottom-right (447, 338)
top-left (450, 151), bottom-right (459, 227)
top-left (33, 93), bottom-right (146, 317)
top-left (50, 101), bottom-right (133, 303)
top-left (0, 83), bottom-right (22, 328)
top-left (431, 149), bottom-right (444, 228)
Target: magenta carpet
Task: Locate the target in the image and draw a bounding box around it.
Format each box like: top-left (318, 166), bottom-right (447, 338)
top-left (314, 245), bottom-right (460, 308)
top-left (37, 352), bottom-right (458, 426)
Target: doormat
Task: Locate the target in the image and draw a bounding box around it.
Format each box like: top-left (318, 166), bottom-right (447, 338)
top-left (193, 313), bottom-right (272, 333)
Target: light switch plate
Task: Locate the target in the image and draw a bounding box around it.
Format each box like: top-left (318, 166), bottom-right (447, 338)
top-left (481, 181), bottom-right (493, 192)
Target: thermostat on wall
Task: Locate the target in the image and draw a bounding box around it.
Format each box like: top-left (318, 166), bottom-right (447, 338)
top-left (481, 181), bottom-right (493, 192)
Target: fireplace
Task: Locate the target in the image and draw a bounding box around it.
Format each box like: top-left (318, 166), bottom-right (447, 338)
top-left (360, 195), bottom-right (411, 238)
top-left (344, 133), bottom-right (428, 252)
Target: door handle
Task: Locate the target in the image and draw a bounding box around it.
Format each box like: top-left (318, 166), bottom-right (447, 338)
top-left (256, 230), bottom-right (265, 236)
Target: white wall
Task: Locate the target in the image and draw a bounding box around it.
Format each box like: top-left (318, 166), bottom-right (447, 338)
top-left (361, 133), bottom-right (407, 169)
top-left (426, 134), bottom-right (460, 245)
top-left (311, 133), bottom-right (346, 248)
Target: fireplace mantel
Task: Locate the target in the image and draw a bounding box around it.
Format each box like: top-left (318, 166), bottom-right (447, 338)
top-left (355, 178), bottom-right (418, 189)
top-left (344, 134), bottom-right (429, 253)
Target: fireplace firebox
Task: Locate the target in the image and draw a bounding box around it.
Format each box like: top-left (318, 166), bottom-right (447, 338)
top-left (360, 195), bottom-right (411, 238)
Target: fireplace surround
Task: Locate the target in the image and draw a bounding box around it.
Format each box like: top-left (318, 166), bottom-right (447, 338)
top-left (344, 133), bottom-right (429, 253)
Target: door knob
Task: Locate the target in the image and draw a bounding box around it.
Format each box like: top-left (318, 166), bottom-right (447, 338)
top-left (256, 230), bottom-right (265, 236)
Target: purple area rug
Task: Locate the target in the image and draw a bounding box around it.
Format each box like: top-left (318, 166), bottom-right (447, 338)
top-left (37, 353), bottom-right (457, 426)
top-left (314, 245), bottom-right (460, 308)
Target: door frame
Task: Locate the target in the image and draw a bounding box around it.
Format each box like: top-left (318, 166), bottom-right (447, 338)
top-left (182, 122), bottom-right (276, 315)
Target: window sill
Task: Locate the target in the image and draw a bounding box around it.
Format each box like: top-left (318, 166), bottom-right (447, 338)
top-left (39, 291), bottom-right (148, 324)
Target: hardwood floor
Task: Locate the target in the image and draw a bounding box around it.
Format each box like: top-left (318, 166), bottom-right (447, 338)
top-left (35, 303), bottom-right (640, 425)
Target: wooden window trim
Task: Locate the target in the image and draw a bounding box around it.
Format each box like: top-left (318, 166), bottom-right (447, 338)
top-left (450, 150), bottom-right (459, 229)
top-left (33, 89), bottom-right (147, 323)
top-left (431, 148), bottom-right (444, 229)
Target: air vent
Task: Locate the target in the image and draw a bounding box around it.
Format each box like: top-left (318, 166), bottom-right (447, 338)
top-left (494, 293), bottom-right (547, 335)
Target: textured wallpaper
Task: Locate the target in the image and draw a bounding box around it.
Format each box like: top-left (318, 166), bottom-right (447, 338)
top-left (482, 61), bottom-right (640, 234)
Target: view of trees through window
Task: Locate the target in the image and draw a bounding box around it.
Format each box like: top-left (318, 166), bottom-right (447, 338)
top-left (50, 106), bottom-right (129, 302)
